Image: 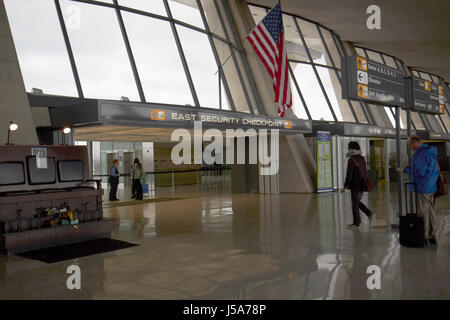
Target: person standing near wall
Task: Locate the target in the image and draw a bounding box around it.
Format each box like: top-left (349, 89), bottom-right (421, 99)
top-left (341, 141), bottom-right (374, 227)
top-left (132, 158), bottom-right (144, 200)
top-left (402, 135), bottom-right (439, 246)
top-left (109, 159), bottom-right (120, 201)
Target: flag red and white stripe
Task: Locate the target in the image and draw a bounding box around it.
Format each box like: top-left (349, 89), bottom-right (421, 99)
top-left (246, 2), bottom-right (291, 118)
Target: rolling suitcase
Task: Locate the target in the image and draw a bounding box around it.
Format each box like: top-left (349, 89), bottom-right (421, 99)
top-left (399, 183), bottom-right (425, 247)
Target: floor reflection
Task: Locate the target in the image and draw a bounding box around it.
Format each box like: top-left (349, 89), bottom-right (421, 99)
top-left (0, 179), bottom-right (449, 299)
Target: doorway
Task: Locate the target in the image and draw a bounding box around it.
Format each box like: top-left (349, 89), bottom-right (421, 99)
top-left (369, 139), bottom-right (385, 181)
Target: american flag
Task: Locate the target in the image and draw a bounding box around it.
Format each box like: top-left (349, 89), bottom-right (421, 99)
top-left (247, 2), bottom-right (291, 118)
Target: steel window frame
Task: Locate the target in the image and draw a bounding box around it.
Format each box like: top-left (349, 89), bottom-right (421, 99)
top-left (162, 0), bottom-right (200, 107)
top-left (58, 0), bottom-right (253, 109)
top-left (293, 17), bottom-right (338, 122)
top-left (212, 0), bottom-right (254, 114)
top-left (221, 0), bottom-right (265, 115)
top-left (288, 63), bottom-right (312, 120)
top-left (113, 0), bottom-right (146, 102)
top-left (196, 0), bottom-right (236, 112)
top-left (54, 0), bottom-right (84, 98)
top-left (317, 25), bottom-right (358, 123)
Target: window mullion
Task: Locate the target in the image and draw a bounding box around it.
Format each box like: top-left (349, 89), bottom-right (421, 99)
top-left (293, 18), bottom-right (338, 121)
top-left (162, 0), bottom-right (200, 107)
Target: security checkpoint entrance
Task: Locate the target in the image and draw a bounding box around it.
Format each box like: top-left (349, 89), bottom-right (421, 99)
top-left (29, 96), bottom-right (313, 196)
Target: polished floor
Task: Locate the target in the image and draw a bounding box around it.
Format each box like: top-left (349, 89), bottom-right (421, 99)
top-left (0, 178), bottom-right (449, 300)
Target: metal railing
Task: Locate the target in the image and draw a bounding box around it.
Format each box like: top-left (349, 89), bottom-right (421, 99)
top-left (92, 166), bottom-right (230, 194)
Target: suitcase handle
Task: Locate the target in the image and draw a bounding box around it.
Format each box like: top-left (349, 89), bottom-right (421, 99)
top-left (404, 182), bottom-right (418, 216)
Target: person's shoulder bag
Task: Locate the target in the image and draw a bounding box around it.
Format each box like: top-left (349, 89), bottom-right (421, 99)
top-left (435, 163), bottom-right (448, 198)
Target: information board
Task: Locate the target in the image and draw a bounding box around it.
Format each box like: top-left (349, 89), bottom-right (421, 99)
top-left (405, 76), bottom-right (445, 114)
top-left (342, 55), bottom-right (406, 107)
top-left (317, 131), bottom-right (333, 193)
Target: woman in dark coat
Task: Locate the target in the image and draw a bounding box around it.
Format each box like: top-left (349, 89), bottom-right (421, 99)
top-left (341, 141), bottom-right (373, 227)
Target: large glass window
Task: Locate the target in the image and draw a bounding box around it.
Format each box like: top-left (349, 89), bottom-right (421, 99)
top-left (426, 114), bottom-right (445, 132)
top-left (200, 0), bottom-right (225, 39)
top-left (118, 0), bottom-right (167, 16)
top-left (317, 67), bottom-right (354, 121)
top-left (168, 0), bottom-right (204, 29)
top-left (351, 101), bottom-right (369, 123)
top-left (400, 109), bottom-right (409, 129)
top-left (283, 15), bottom-right (308, 63)
top-left (233, 48), bottom-right (258, 114)
top-left (411, 111), bottom-right (426, 130)
top-left (320, 27), bottom-right (341, 69)
top-left (60, 1), bottom-right (139, 100)
top-left (248, 5), bottom-right (267, 25)
top-left (4, 0), bottom-right (77, 96)
top-left (214, 39), bottom-right (251, 112)
top-left (365, 50), bottom-right (384, 64)
top-left (440, 110), bottom-right (450, 131)
top-left (419, 72), bottom-right (432, 81)
top-left (122, 13), bottom-right (193, 105)
top-left (296, 18), bottom-right (332, 66)
top-left (6, 0), bottom-right (254, 113)
top-left (368, 104), bottom-right (393, 127)
top-left (290, 62), bottom-right (334, 121)
top-left (177, 25), bottom-right (222, 109)
top-left (289, 75), bottom-right (309, 119)
top-left (382, 55), bottom-right (397, 69)
top-left (431, 75), bottom-right (441, 84)
top-left (355, 47), bottom-right (366, 58)
top-left (384, 107), bottom-right (396, 127)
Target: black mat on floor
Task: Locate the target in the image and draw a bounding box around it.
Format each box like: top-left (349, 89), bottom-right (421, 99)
top-left (16, 238), bottom-right (138, 263)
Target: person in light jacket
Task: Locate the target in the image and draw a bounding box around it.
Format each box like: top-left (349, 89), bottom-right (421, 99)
top-left (402, 135), bottom-right (439, 246)
top-left (341, 141), bottom-right (374, 228)
top-left (132, 158), bottom-right (144, 200)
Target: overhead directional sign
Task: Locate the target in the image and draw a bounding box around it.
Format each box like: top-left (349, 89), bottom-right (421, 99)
top-left (405, 76), bottom-right (445, 114)
top-left (342, 55), bottom-right (406, 106)
top-left (49, 100), bottom-right (313, 133)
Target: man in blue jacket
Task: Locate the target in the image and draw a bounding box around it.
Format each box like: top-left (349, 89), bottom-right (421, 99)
top-left (403, 135), bottom-right (439, 245)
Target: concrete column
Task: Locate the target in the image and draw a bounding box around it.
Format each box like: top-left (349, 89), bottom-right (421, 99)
top-left (278, 134), bottom-right (315, 193)
top-left (231, 137), bottom-right (259, 193)
top-left (227, 0), bottom-right (316, 193)
top-left (142, 142), bottom-right (155, 189)
top-left (0, 0), bottom-right (38, 145)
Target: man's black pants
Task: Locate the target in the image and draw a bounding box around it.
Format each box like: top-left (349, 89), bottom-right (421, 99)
top-left (109, 177), bottom-right (119, 201)
top-left (350, 189), bottom-right (372, 224)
